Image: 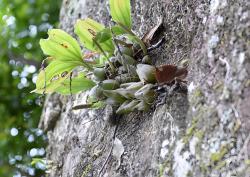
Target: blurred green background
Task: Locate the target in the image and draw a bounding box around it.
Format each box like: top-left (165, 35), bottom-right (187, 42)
top-left (0, 0), bottom-right (61, 176)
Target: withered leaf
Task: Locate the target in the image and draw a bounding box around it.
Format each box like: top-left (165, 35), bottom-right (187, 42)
top-left (155, 64), bottom-right (188, 84)
top-left (142, 19), bottom-right (163, 47)
top-left (83, 52), bottom-right (99, 59)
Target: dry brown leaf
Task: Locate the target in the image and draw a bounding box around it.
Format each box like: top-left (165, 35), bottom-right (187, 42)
top-left (142, 19), bottom-right (163, 47)
top-left (83, 51), bottom-right (99, 59)
top-left (155, 64), bottom-right (188, 84)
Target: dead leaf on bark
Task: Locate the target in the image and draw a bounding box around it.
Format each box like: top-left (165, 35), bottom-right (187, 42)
top-left (155, 64), bottom-right (188, 84)
top-left (142, 19), bottom-right (163, 47)
top-left (83, 51), bottom-right (99, 59)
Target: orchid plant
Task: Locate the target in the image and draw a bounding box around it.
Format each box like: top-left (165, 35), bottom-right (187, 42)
top-left (33, 0), bottom-right (187, 114)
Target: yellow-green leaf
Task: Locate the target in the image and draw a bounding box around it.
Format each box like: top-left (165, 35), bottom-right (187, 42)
top-left (91, 101), bottom-right (106, 109)
top-left (110, 0), bottom-right (132, 29)
top-left (55, 74), bottom-right (96, 95)
top-left (74, 18), bottom-right (114, 52)
top-left (32, 60), bottom-right (77, 94)
top-left (40, 29), bottom-right (82, 64)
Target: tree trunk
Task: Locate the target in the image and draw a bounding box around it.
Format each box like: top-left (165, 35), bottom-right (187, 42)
top-left (39, 0), bottom-right (250, 176)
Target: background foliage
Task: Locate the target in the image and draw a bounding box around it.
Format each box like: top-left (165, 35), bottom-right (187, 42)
top-left (0, 0), bottom-right (61, 176)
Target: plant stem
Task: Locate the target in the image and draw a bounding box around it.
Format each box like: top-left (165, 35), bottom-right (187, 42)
top-left (110, 25), bottom-right (137, 77)
top-left (117, 22), bottom-right (147, 55)
top-left (109, 25), bottom-right (124, 58)
top-left (92, 39), bottom-right (115, 73)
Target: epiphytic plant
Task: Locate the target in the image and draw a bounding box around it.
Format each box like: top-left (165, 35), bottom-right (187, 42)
top-left (32, 0), bottom-right (188, 114)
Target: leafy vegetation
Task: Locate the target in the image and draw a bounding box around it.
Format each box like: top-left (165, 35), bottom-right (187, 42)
top-left (34, 0), bottom-right (160, 114)
top-left (0, 0), bottom-right (61, 176)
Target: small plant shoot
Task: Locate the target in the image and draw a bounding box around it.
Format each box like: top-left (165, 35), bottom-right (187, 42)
top-left (33, 0), bottom-right (188, 115)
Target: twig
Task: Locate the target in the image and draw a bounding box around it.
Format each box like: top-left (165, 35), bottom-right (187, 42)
top-left (109, 24), bottom-right (126, 64)
top-left (92, 39), bottom-right (115, 72)
top-left (109, 24), bottom-right (135, 76)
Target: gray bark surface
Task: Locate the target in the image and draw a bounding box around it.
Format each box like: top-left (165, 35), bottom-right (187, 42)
top-left (39, 0), bottom-right (250, 176)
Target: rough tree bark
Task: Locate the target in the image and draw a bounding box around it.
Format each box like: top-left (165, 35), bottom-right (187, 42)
top-left (39, 0), bottom-right (250, 176)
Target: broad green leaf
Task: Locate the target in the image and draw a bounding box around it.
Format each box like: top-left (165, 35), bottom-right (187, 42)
top-left (74, 18), bottom-right (114, 52)
top-left (33, 72), bottom-right (71, 94)
top-left (55, 74), bottom-right (96, 95)
top-left (32, 60), bottom-right (77, 94)
top-left (110, 0), bottom-right (132, 29)
top-left (40, 29), bottom-right (83, 64)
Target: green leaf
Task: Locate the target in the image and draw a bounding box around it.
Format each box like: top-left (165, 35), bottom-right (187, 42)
top-left (40, 29), bottom-right (83, 64)
top-left (55, 74), bottom-right (96, 95)
top-left (94, 26), bottom-right (126, 43)
top-left (32, 60), bottom-right (78, 94)
top-left (110, 0), bottom-right (132, 29)
top-left (112, 25), bottom-right (127, 35)
top-left (94, 28), bottom-right (112, 43)
top-left (91, 101), bottom-right (106, 109)
top-left (72, 101), bottom-right (106, 110)
top-left (74, 18), bottom-right (114, 52)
